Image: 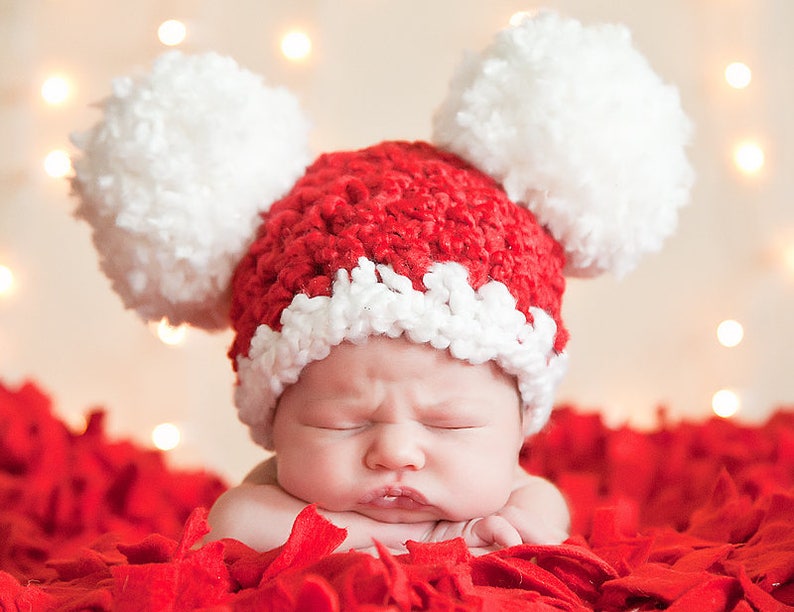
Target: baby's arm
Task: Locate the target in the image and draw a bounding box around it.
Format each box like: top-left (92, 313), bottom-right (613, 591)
top-left (425, 468), bottom-right (570, 551)
top-left (206, 458), bottom-right (433, 552)
top-left (488, 467), bottom-right (570, 545)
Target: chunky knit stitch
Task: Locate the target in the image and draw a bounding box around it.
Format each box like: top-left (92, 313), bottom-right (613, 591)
top-left (229, 141), bottom-right (567, 367)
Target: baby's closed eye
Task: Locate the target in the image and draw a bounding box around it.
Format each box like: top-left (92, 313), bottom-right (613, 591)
top-left (420, 404), bottom-right (487, 431)
top-left (302, 418), bottom-right (368, 431)
top-left (424, 420), bottom-right (485, 431)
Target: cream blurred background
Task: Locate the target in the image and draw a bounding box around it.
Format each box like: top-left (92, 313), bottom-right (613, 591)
top-left (1, 0), bottom-right (792, 482)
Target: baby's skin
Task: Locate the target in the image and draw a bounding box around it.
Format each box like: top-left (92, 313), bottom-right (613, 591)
top-left (208, 336), bottom-right (569, 554)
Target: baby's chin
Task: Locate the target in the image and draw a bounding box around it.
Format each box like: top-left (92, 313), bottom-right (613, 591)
top-left (354, 505), bottom-right (444, 524)
top-left (353, 500), bottom-right (500, 524)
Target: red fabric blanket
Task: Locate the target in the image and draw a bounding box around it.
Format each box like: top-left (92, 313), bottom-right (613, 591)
top-left (1, 380), bottom-right (792, 611)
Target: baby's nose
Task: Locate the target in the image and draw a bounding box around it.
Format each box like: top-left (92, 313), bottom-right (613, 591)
top-left (364, 424), bottom-right (425, 471)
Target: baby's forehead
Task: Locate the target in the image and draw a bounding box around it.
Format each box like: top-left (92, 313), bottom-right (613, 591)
top-left (298, 336), bottom-right (507, 388)
top-left (285, 336), bottom-right (518, 410)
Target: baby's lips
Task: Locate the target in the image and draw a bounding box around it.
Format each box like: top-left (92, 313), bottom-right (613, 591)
top-left (358, 486), bottom-right (429, 509)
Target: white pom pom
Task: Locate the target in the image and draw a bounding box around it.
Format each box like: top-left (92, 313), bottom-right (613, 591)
top-left (433, 12), bottom-right (694, 277)
top-left (71, 52), bottom-right (311, 328)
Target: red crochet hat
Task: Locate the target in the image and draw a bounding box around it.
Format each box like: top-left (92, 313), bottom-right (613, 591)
top-left (229, 141), bottom-right (568, 446)
top-left (71, 13), bottom-right (693, 449)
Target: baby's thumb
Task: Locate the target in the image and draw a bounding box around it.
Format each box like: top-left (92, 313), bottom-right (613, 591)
top-left (471, 516), bottom-right (522, 548)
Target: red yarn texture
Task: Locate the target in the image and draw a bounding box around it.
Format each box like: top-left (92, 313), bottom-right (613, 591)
top-left (229, 141), bottom-right (567, 365)
top-left (2, 379), bottom-right (793, 610)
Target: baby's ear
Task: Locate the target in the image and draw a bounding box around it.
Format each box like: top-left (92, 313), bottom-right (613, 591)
top-left (70, 51), bottom-right (311, 330)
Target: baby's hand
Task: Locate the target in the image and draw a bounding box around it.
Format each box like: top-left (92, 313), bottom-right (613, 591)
top-left (492, 472), bottom-right (570, 546)
top-left (469, 515), bottom-right (523, 548)
top-left (422, 472), bottom-right (570, 553)
top-left (493, 501), bottom-right (569, 546)
top-left (422, 516), bottom-right (520, 551)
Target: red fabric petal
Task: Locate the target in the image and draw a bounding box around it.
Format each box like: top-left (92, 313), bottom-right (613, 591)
top-left (117, 533), bottom-right (179, 564)
top-left (731, 493), bottom-right (794, 590)
top-left (225, 538), bottom-right (281, 590)
top-left (47, 548), bottom-right (117, 582)
top-left (374, 541), bottom-right (418, 609)
top-left (669, 544), bottom-right (733, 573)
top-left (471, 554), bottom-right (583, 606)
top-left (665, 576), bottom-right (741, 612)
top-left (0, 570), bottom-right (55, 611)
top-left (487, 542), bottom-right (618, 605)
top-left (686, 470), bottom-right (763, 543)
top-left (736, 565), bottom-right (794, 612)
top-left (587, 507), bottom-right (654, 575)
top-left (599, 563), bottom-right (719, 609)
top-left (259, 505), bottom-right (348, 583)
top-left (293, 574), bottom-right (340, 611)
top-left (405, 536), bottom-right (472, 566)
top-left (646, 527), bottom-right (728, 566)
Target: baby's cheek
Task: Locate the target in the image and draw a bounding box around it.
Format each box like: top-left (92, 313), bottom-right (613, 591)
top-left (276, 447), bottom-right (353, 509)
top-left (444, 461), bottom-right (514, 518)
top-left (275, 452), bottom-right (318, 498)
top-left (479, 482), bottom-right (514, 516)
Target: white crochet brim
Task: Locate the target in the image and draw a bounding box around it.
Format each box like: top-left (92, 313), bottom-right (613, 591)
top-left (235, 257), bottom-right (568, 449)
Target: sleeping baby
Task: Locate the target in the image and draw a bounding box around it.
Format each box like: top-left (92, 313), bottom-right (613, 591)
top-left (69, 14), bottom-right (692, 556)
top-left (199, 135), bottom-right (578, 554)
top-left (207, 335), bottom-right (570, 554)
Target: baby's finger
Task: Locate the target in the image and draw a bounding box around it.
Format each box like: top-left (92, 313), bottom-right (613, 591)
top-left (472, 516), bottom-right (522, 548)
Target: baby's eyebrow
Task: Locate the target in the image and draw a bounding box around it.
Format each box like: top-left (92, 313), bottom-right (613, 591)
top-left (417, 400), bottom-right (481, 420)
top-left (299, 396), bottom-right (371, 416)
top-left (299, 382), bottom-right (367, 400)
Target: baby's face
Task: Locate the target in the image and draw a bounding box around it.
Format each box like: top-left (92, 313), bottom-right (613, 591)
top-left (271, 336), bottom-right (524, 524)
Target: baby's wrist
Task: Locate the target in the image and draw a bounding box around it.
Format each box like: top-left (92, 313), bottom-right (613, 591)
top-left (334, 511), bottom-right (437, 551)
top-left (423, 517), bottom-right (482, 543)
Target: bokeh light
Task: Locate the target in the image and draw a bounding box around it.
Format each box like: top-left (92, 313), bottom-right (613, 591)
top-left (151, 422), bottom-right (181, 451)
top-left (155, 318), bottom-right (187, 345)
top-left (716, 319), bottom-right (744, 348)
top-left (724, 62), bottom-right (752, 89)
top-left (41, 75), bottom-right (70, 105)
top-left (783, 242), bottom-right (794, 276)
top-left (733, 142), bottom-right (765, 174)
top-left (158, 19), bottom-right (187, 46)
top-left (43, 150), bottom-right (72, 178)
top-left (0, 265), bottom-right (14, 296)
top-left (281, 30), bottom-right (312, 61)
top-left (712, 389), bottom-right (740, 418)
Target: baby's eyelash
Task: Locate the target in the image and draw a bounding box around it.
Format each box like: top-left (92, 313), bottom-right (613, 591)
top-left (426, 423), bottom-right (482, 431)
top-left (315, 423), bottom-right (367, 431)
